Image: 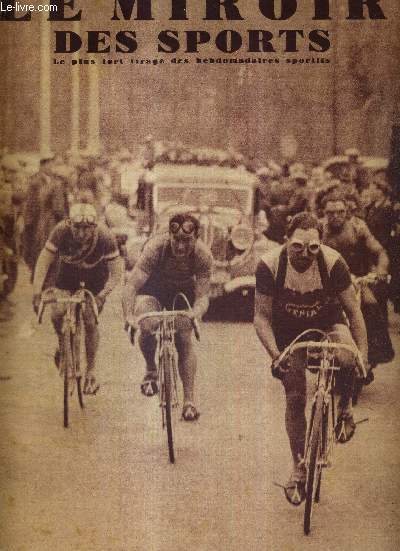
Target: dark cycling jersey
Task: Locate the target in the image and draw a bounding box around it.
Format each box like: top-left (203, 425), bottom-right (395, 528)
top-left (136, 233), bottom-right (212, 307)
top-left (256, 244), bottom-right (351, 349)
top-left (45, 221), bottom-right (119, 294)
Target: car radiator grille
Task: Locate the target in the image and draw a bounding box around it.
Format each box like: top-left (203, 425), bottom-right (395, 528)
top-left (198, 222), bottom-right (239, 263)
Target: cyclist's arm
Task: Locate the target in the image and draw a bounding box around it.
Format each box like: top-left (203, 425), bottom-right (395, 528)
top-left (121, 265), bottom-right (150, 320)
top-left (338, 284), bottom-right (368, 364)
top-left (370, 245), bottom-right (389, 276)
top-left (33, 247), bottom-right (56, 296)
top-left (359, 219), bottom-right (389, 274)
top-left (192, 246), bottom-right (212, 319)
top-left (97, 257), bottom-right (124, 301)
top-left (122, 237), bottom-right (162, 320)
top-left (192, 274), bottom-right (210, 319)
top-left (254, 291), bottom-right (280, 361)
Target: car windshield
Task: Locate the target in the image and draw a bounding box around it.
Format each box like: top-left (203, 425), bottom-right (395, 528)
top-left (154, 183), bottom-right (252, 215)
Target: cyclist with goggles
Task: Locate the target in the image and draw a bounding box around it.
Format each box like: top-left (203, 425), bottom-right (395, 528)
top-left (122, 212), bottom-right (212, 421)
top-left (32, 203), bottom-right (123, 394)
top-left (254, 212), bottom-right (368, 505)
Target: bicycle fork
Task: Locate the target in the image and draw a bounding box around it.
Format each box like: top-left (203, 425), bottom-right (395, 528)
top-left (61, 304), bottom-right (82, 395)
top-left (320, 369), bottom-right (336, 468)
top-left (307, 369), bottom-right (334, 471)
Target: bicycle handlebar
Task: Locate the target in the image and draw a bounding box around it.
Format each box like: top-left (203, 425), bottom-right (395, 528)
top-left (37, 287), bottom-right (99, 324)
top-left (127, 310), bottom-right (200, 343)
top-left (276, 340), bottom-right (366, 378)
top-left (352, 273), bottom-right (391, 287)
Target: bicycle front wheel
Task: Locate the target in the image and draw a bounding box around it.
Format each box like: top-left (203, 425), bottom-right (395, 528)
top-left (160, 346), bottom-right (176, 464)
top-left (72, 307), bottom-right (84, 410)
top-left (304, 392), bottom-right (324, 535)
top-left (62, 331), bottom-right (74, 428)
top-left (316, 392), bottom-right (335, 503)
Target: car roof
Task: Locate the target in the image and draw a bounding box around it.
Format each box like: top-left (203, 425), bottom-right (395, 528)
top-left (143, 163), bottom-right (259, 187)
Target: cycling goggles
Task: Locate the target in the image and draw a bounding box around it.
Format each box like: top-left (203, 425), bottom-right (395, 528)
top-left (70, 214), bottom-right (97, 227)
top-left (325, 208), bottom-right (346, 216)
top-left (290, 239), bottom-right (321, 255)
top-left (169, 219), bottom-right (196, 235)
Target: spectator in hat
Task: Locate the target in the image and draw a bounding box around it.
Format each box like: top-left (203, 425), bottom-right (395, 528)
top-left (343, 147), bottom-right (367, 192)
top-left (23, 154), bottom-right (69, 281)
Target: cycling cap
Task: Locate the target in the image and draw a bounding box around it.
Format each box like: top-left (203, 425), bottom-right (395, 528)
top-left (69, 203), bottom-right (98, 226)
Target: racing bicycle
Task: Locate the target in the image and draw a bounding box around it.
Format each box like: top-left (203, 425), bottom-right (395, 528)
top-left (128, 293), bottom-right (200, 464)
top-left (37, 285), bottom-right (99, 428)
top-left (275, 329), bottom-right (366, 535)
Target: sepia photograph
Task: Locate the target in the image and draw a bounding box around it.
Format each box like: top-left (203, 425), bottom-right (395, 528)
top-left (1, 1), bottom-right (400, 549)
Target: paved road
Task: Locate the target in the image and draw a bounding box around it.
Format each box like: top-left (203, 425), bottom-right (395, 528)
top-left (1, 271), bottom-right (400, 550)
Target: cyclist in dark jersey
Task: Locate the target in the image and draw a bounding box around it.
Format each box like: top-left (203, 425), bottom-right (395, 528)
top-left (254, 212), bottom-right (368, 506)
top-left (322, 190), bottom-right (394, 372)
top-left (122, 212), bottom-right (212, 421)
top-left (33, 203), bottom-right (123, 394)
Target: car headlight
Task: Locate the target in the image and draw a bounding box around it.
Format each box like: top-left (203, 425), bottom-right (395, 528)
top-left (230, 224), bottom-right (254, 251)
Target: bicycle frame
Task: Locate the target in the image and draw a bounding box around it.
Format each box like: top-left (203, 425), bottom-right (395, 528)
top-left (304, 343), bottom-right (339, 469)
top-left (39, 288), bottom-right (98, 372)
top-left (38, 285), bottom-right (98, 427)
top-left (291, 338), bottom-right (363, 456)
top-left (277, 330), bottom-right (365, 535)
top-left (156, 313), bottom-right (180, 431)
top-left (133, 308), bottom-right (199, 463)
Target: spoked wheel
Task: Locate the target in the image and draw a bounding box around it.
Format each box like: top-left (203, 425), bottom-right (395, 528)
top-left (315, 469), bottom-right (322, 503)
top-left (62, 332), bottom-right (74, 429)
top-left (315, 398), bottom-right (330, 503)
top-left (77, 377), bottom-right (84, 409)
top-left (160, 347), bottom-right (177, 464)
top-left (304, 393), bottom-right (324, 535)
top-left (63, 366), bottom-right (69, 428)
top-left (73, 308), bottom-right (85, 411)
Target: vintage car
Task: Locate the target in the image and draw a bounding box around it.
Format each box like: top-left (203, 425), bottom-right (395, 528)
top-left (125, 160), bottom-right (275, 305)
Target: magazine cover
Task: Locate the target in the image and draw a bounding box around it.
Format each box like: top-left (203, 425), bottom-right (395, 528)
top-left (1, 1), bottom-right (399, 549)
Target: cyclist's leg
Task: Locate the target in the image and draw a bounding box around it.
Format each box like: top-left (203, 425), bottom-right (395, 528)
top-left (173, 289), bottom-right (199, 420)
top-left (329, 323), bottom-right (357, 441)
top-left (281, 348), bottom-right (307, 504)
top-left (175, 320), bottom-right (197, 403)
top-left (362, 287), bottom-right (394, 365)
top-left (281, 349), bottom-right (307, 468)
top-left (134, 294), bottom-right (161, 373)
top-left (330, 323), bottom-right (356, 410)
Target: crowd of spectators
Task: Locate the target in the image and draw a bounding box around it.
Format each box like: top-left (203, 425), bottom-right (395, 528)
top-left (0, 142), bottom-right (399, 308)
